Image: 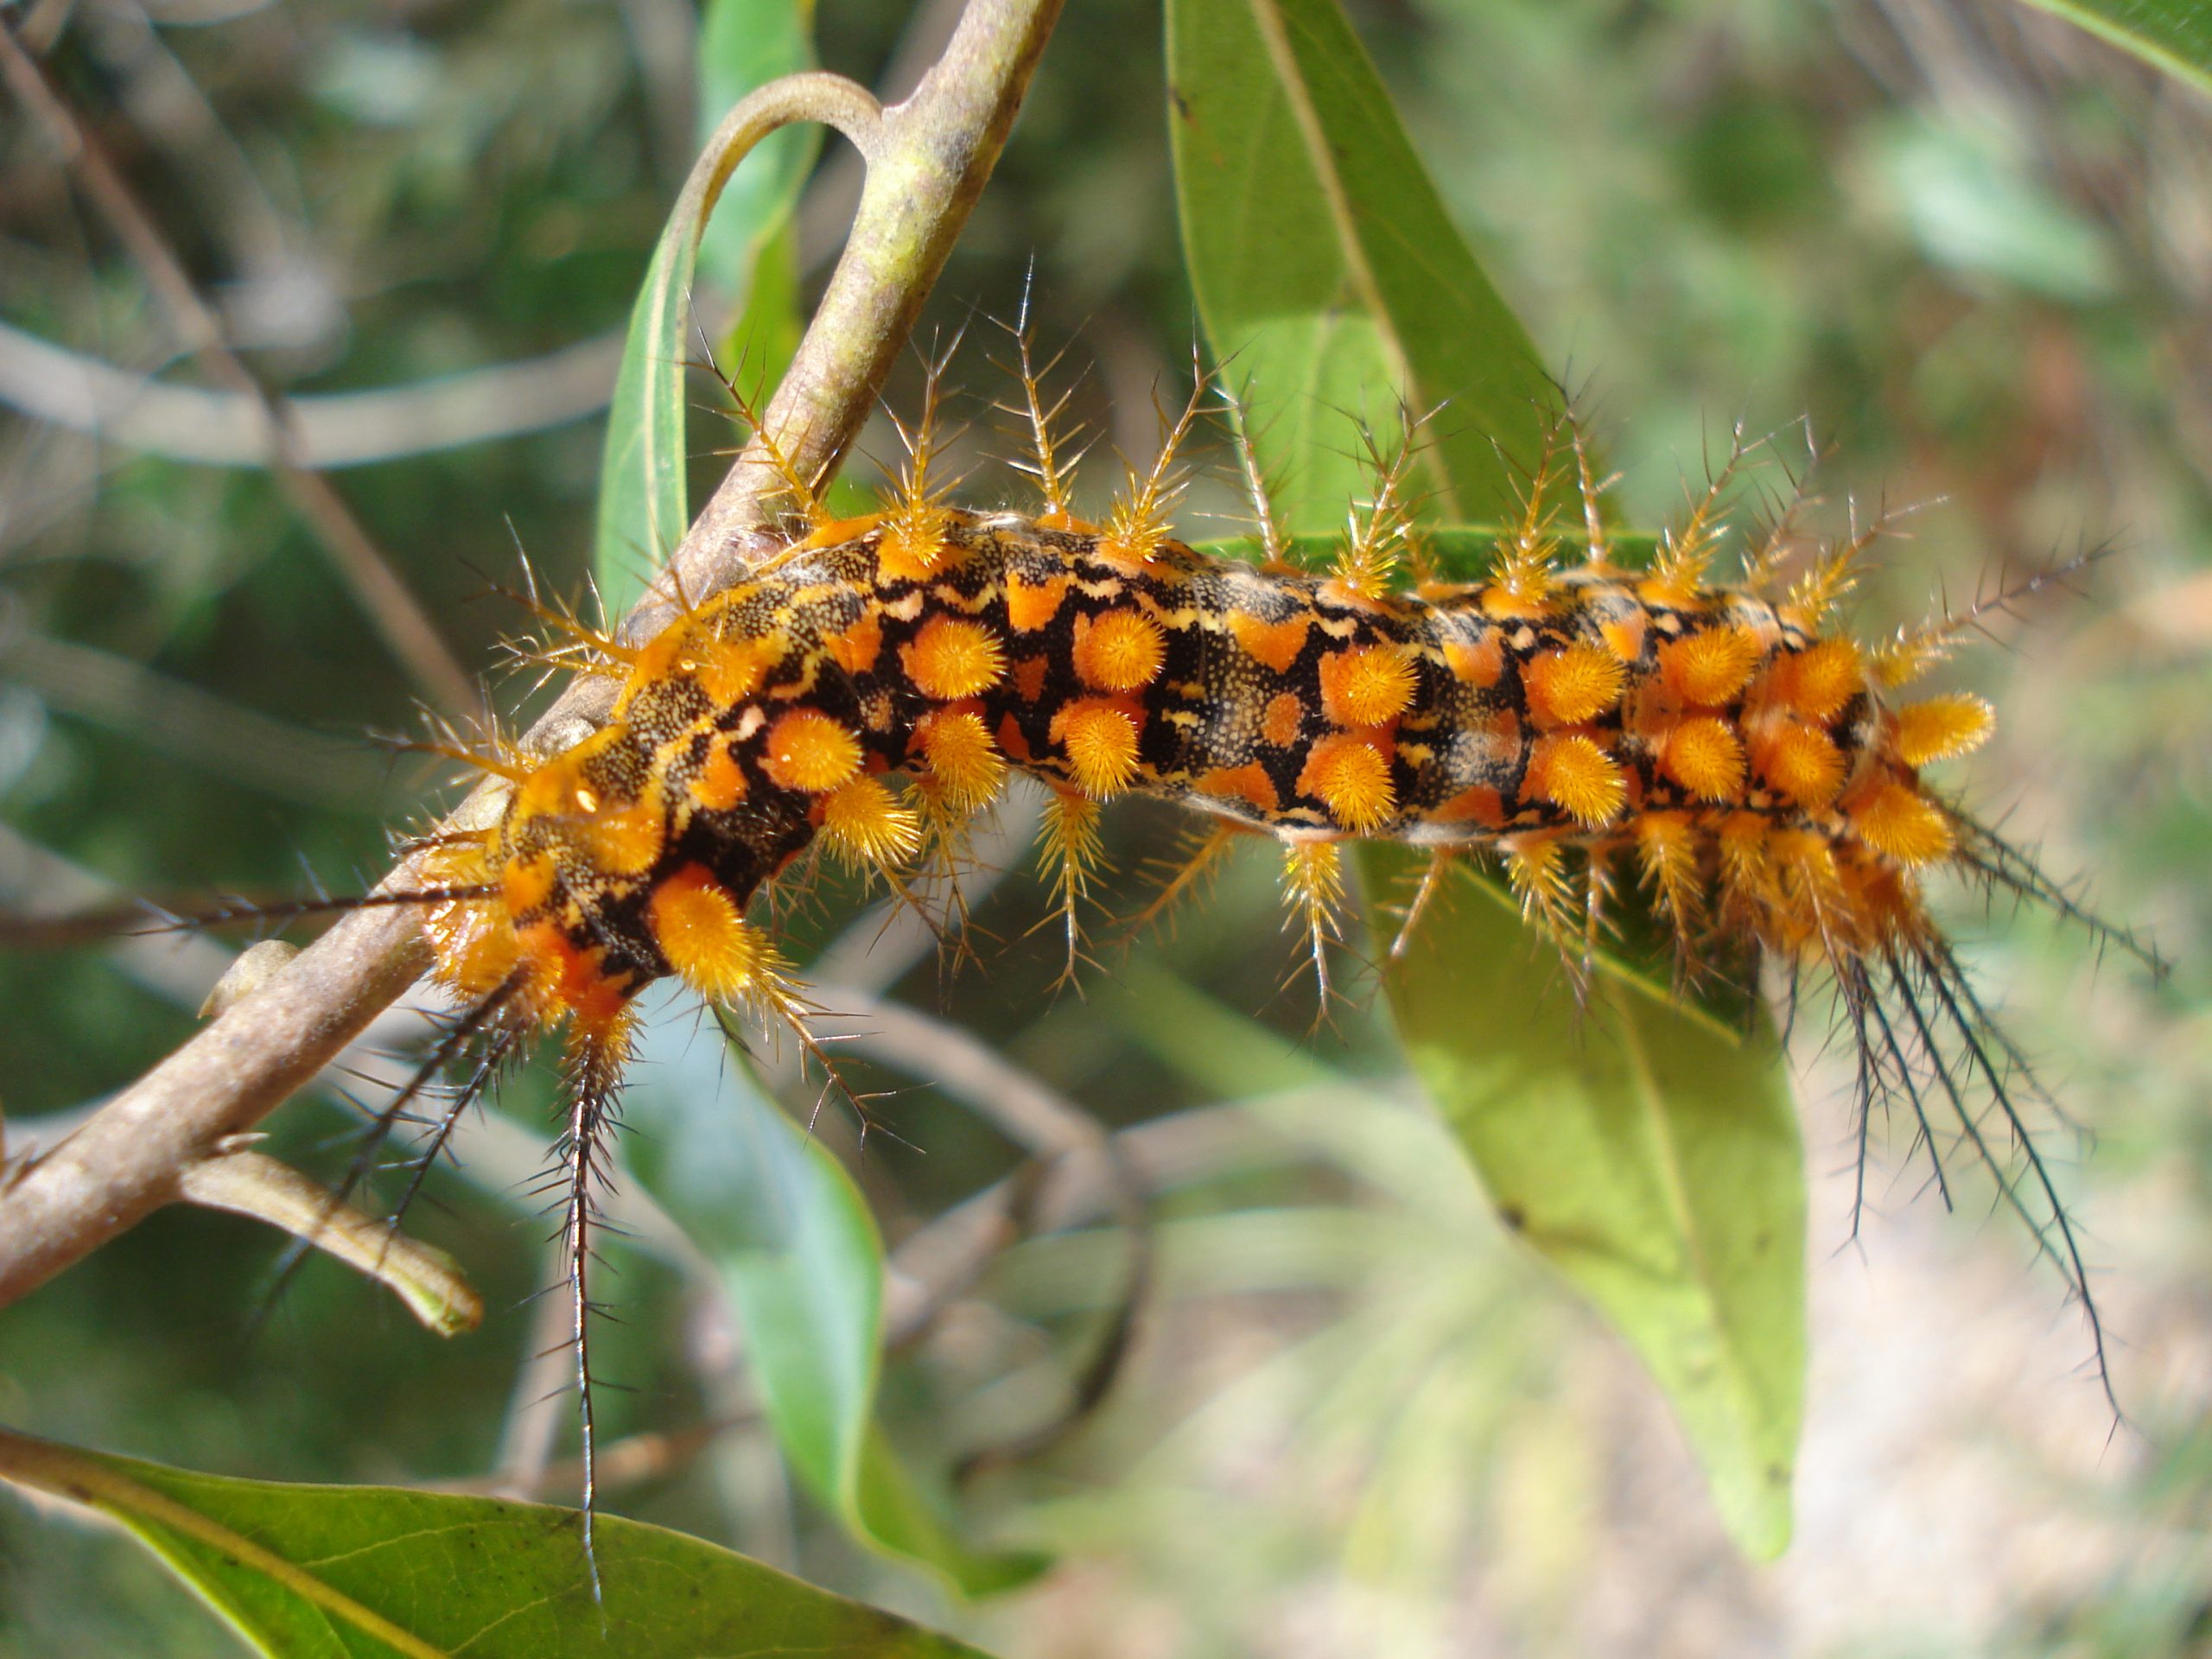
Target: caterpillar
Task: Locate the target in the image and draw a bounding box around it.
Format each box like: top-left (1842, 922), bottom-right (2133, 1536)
top-left (181, 337), bottom-right (2162, 1580)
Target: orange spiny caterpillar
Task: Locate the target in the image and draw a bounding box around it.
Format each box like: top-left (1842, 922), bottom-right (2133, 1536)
top-left (217, 342), bottom-right (2157, 1576)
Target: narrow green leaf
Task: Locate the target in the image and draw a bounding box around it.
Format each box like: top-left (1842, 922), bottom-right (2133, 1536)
top-left (696, 0), bottom-right (821, 304)
top-left (593, 0), bottom-right (818, 613)
top-left (619, 988), bottom-right (1046, 1597)
top-left (1167, 0), bottom-right (1558, 525)
top-left (1377, 857), bottom-right (1806, 1556)
top-left (1168, 0), bottom-right (1807, 1554)
top-left (592, 205), bottom-right (708, 613)
top-left (2009, 0), bottom-right (2212, 96)
top-left (0, 1427), bottom-right (992, 1658)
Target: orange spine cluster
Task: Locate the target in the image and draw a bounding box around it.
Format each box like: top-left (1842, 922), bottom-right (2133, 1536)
top-left (410, 460), bottom-right (1999, 1060)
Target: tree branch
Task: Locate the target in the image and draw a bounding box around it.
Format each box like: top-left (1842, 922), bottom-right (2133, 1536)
top-left (0, 20), bottom-right (480, 715)
top-left (0, 320), bottom-right (626, 469)
top-left (0, 0), bottom-right (1065, 1311)
top-left (177, 1147), bottom-right (483, 1337)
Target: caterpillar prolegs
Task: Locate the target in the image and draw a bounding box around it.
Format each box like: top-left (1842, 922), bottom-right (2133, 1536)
top-left (298, 350), bottom-right (2155, 1573)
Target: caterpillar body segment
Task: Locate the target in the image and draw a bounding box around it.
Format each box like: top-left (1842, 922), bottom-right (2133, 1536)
top-left (418, 505), bottom-right (1971, 1052)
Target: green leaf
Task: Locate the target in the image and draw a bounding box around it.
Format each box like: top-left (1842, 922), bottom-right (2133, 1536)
top-left (591, 189), bottom-right (709, 613)
top-left (1377, 860), bottom-right (1805, 1556)
top-left (696, 0), bottom-right (819, 410)
top-left (0, 1427), bottom-right (992, 1658)
top-left (2008, 0), bottom-right (2212, 96)
top-left (592, 0), bottom-right (818, 613)
top-left (696, 0), bottom-right (821, 305)
top-left (1168, 0), bottom-right (1807, 1556)
top-left (618, 988), bottom-right (1046, 1598)
top-left (1167, 0), bottom-right (1560, 526)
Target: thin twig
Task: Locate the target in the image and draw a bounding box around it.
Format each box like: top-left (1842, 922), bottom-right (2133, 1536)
top-left (0, 0), bottom-right (1067, 1312)
top-left (0, 20), bottom-right (478, 715)
top-left (0, 321), bottom-right (626, 469)
top-left (809, 988), bottom-right (1116, 1163)
top-left (679, 1), bottom-right (1062, 592)
top-left (882, 1098), bottom-right (1283, 1337)
top-left (804, 987), bottom-right (1153, 1468)
top-left (79, 0), bottom-right (298, 280)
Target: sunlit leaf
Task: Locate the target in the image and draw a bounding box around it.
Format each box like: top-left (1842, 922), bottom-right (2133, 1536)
top-left (1168, 0), bottom-right (1806, 1556)
top-left (592, 0), bottom-right (818, 612)
top-left (619, 988), bottom-right (1046, 1597)
top-left (0, 1427), bottom-right (993, 1658)
top-left (1167, 0), bottom-right (1559, 527)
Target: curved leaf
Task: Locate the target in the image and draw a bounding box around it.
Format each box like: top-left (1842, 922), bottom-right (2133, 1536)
top-left (593, 0), bottom-right (818, 612)
top-left (1168, 0), bottom-right (1806, 1555)
top-left (619, 988), bottom-right (1045, 1597)
top-left (0, 1427), bottom-right (991, 1658)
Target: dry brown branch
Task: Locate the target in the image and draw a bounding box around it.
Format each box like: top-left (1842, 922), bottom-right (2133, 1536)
top-left (0, 0), bottom-right (1066, 1312)
top-left (0, 822), bottom-right (446, 1163)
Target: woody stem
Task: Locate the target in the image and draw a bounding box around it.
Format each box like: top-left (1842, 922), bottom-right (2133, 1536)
top-left (0, 0), bottom-right (1065, 1311)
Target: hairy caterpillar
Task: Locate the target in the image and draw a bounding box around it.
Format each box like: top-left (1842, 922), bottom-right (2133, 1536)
top-left (181, 337), bottom-right (2160, 1580)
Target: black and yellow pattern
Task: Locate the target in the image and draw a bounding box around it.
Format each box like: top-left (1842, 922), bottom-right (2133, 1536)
top-left (417, 494), bottom-right (1990, 1049)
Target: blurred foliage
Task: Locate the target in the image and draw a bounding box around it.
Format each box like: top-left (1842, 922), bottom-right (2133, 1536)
top-left (3, 0), bottom-right (2211, 1654)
